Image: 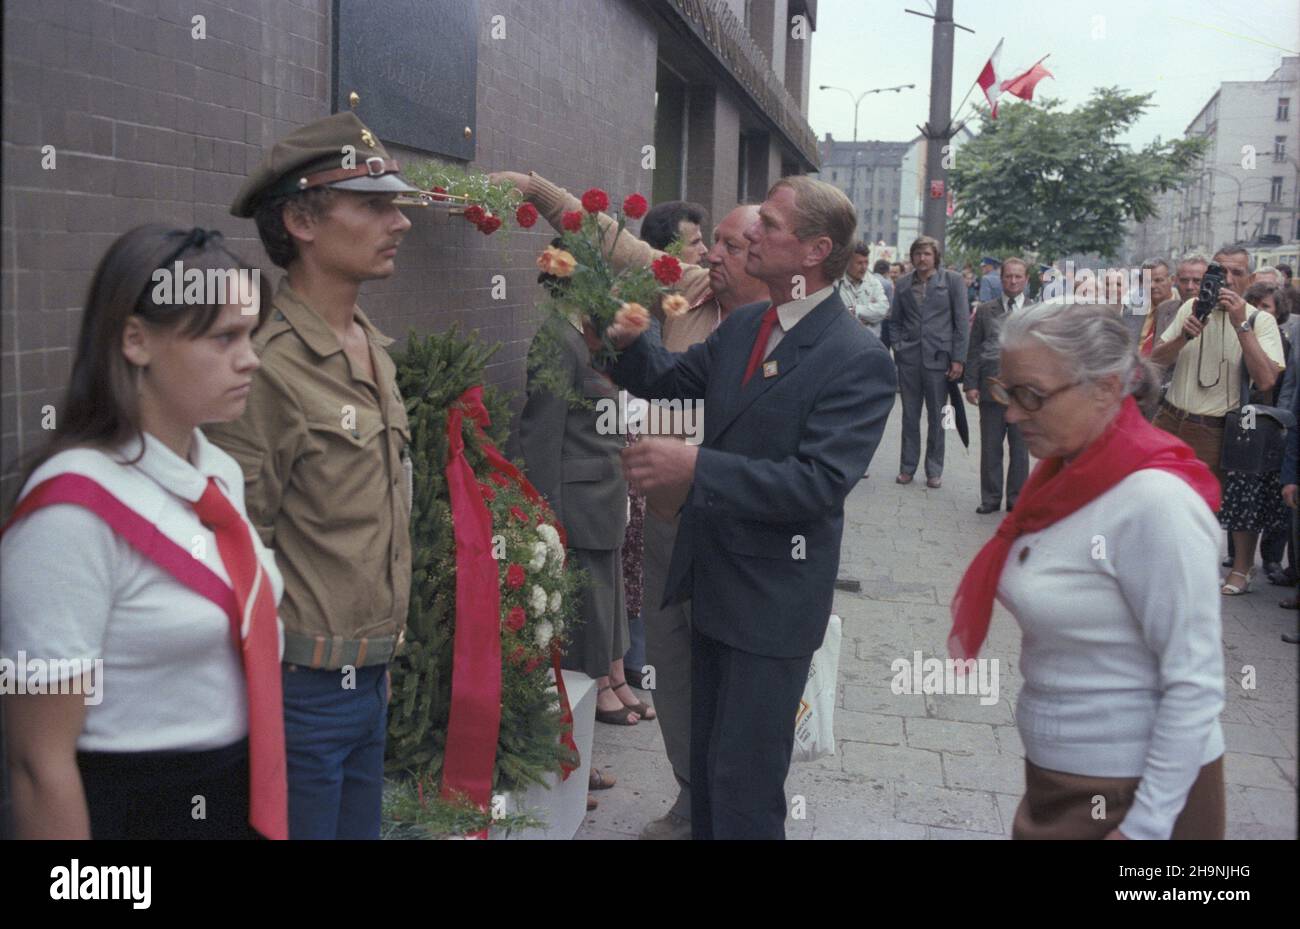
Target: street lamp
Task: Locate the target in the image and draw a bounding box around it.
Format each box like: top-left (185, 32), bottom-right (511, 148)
top-left (819, 83), bottom-right (915, 219)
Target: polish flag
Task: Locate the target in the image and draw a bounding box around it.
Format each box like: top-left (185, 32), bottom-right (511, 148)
top-left (976, 39), bottom-right (1005, 117)
top-left (1001, 56), bottom-right (1054, 104)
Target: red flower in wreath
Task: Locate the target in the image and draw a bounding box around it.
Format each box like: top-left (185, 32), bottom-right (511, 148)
top-left (490, 471), bottom-right (509, 487)
top-left (622, 193), bottom-right (648, 219)
top-left (506, 606), bottom-right (526, 632)
top-left (506, 564), bottom-right (525, 589)
top-left (478, 215), bottom-right (503, 235)
top-left (510, 506), bottom-right (529, 524)
top-left (478, 482), bottom-right (496, 501)
top-left (561, 210), bottom-right (584, 232)
top-left (515, 203), bottom-right (539, 228)
top-left (652, 255), bottom-right (683, 286)
top-left (508, 645), bottom-right (526, 665)
top-left (524, 656), bottom-right (543, 673)
top-left (581, 188), bottom-right (610, 214)
top-left (464, 204), bottom-right (486, 226)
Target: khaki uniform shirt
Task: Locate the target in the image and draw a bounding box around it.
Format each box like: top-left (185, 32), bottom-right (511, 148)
top-left (1160, 298), bottom-right (1286, 417)
top-left (204, 281), bottom-right (412, 668)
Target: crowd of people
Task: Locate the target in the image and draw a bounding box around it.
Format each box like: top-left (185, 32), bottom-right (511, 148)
top-left (2, 107), bottom-right (1295, 842)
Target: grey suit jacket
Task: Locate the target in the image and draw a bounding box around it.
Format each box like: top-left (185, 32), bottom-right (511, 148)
top-left (888, 269), bottom-right (970, 371)
top-left (514, 316), bottom-right (628, 551)
top-left (964, 296), bottom-right (1013, 394)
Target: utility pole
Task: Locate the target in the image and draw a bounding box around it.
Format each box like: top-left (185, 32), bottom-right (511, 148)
top-left (907, 1), bottom-right (972, 252)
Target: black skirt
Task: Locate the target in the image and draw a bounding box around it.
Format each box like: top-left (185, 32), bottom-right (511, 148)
top-left (77, 737), bottom-right (257, 839)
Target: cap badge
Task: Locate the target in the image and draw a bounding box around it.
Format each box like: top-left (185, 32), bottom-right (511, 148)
top-left (361, 128), bottom-right (377, 148)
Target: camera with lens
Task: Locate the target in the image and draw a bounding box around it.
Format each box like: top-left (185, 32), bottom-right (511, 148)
top-left (1192, 262), bottom-right (1226, 322)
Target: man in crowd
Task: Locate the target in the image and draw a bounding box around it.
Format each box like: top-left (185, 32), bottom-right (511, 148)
top-left (1146, 256), bottom-right (1208, 355)
top-left (1150, 245), bottom-right (1287, 492)
top-left (591, 176), bottom-right (895, 839)
top-left (874, 258), bottom-right (895, 302)
top-left (492, 169), bottom-right (768, 840)
top-left (978, 257), bottom-right (1003, 302)
top-left (1121, 258), bottom-right (1172, 345)
top-left (888, 235), bottom-right (970, 489)
top-left (206, 112), bottom-right (417, 839)
top-left (965, 258), bottom-right (1030, 514)
top-left (640, 200), bottom-right (708, 267)
top-left (890, 261), bottom-right (905, 284)
top-left (837, 241), bottom-right (890, 337)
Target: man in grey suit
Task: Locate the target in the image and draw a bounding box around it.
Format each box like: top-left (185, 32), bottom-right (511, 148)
top-left (964, 258), bottom-right (1030, 513)
top-left (587, 176), bottom-right (896, 839)
top-left (887, 235), bottom-right (970, 488)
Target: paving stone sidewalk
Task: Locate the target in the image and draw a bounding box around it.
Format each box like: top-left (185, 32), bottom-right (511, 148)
top-left (577, 402), bottom-right (1299, 839)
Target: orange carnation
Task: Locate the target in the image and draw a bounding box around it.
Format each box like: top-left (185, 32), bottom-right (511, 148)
top-left (617, 302), bottom-right (651, 335)
top-left (661, 293), bottom-right (690, 318)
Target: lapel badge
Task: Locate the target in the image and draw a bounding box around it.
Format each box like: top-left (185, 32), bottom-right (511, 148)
top-left (763, 360), bottom-right (779, 379)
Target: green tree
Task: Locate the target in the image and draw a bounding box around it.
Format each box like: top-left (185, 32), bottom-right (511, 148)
top-left (949, 88), bottom-right (1207, 263)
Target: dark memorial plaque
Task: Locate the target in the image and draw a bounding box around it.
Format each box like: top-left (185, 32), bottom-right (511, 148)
top-left (333, 0), bottom-right (478, 161)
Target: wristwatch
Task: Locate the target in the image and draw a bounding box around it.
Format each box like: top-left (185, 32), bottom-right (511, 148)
top-left (1237, 318), bottom-right (1253, 333)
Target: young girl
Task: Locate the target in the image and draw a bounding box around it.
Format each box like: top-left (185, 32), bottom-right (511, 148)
top-left (1, 225), bottom-right (286, 839)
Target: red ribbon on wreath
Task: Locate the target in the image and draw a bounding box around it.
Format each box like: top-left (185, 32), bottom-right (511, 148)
top-left (442, 388), bottom-right (579, 834)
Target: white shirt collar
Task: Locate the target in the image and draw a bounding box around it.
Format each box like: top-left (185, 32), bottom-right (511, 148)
top-left (1004, 292), bottom-right (1023, 311)
top-left (120, 429), bottom-right (227, 504)
top-left (777, 285), bottom-right (834, 333)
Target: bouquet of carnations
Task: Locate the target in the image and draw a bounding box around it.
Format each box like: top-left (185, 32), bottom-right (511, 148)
top-left (531, 188), bottom-right (688, 398)
top-left (402, 161), bottom-right (543, 237)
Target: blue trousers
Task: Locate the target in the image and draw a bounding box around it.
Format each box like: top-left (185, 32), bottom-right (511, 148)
top-left (281, 663), bottom-right (388, 840)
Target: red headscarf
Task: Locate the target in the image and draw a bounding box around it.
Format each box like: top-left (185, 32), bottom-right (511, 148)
top-left (948, 396), bottom-right (1220, 660)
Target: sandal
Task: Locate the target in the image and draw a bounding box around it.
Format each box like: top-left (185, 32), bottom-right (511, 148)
top-left (587, 794), bottom-right (599, 811)
top-left (1220, 569), bottom-right (1253, 596)
top-left (611, 680), bottom-right (656, 720)
top-left (595, 686), bottom-right (639, 725)
top-left (589, 767), bottom-right (617, 790)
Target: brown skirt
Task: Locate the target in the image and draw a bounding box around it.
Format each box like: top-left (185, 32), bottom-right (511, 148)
top-left (1011, 755), bottom-right (1225, 840)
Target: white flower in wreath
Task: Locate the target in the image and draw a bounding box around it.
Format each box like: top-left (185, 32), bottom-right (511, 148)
top-left (549, 589), bottom-right (562, 613)
top-left (534, 620), bottom-right (555, 650)
top-left (530, 584), bottom-right (548, 617)
top-left (528, 541), bottom-right (548, 573)
top-left (537, 523), bottom-right (565, 567)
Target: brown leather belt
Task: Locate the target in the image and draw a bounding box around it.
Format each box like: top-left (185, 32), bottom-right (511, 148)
top-left (1158, 399), bottom-right (1225, 427)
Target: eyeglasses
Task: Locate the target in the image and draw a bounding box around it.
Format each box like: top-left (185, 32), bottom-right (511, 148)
top-left (988, 376), bottom-right (1081, 412)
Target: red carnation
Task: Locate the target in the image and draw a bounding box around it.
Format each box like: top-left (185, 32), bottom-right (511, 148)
top-left (506, 564), bottom-right (525, 589)
top-left (464, 204), bottom-right (486, 225)
top-left (508, 645), bottom-right (526, 666)
top-left (581, 188), bottom-right (610, 214)
top-left (431, 186), bottom-right (448, 202)
top-left (478, 215), bottom-right (503, 235)
top-left (622, 193), bottom-right (648, 219)
top-left (515, 203), bottom-right (539, 228)
top-left (490, 471), bottom-right (509, 487)
top-left (510, 506), bottom-right (529, 524)
top-left (506, 606), bottom-right (526, 632)
top-left (478, 482), bottom-right (496, 501)
top-left (652, 254), bottom-right (683, 286)
top-left (561, 210), bottom-right (584, 232)
top-left (524, 656), bottom-right (543, 673)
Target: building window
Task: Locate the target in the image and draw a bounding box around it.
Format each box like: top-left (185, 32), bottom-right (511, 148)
top-left (1271, 176), bottom-right (1284, 203)
top-left (1279, 98), bottom-right (1291, 121)
top-left (1275, 136), bottom-right (1287, 162)
top-left (1267, 218), bottom-right (1280, 237)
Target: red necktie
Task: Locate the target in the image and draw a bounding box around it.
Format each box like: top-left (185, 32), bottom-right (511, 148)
top-left (741, 306), bottom-right (780, 386)
top-left (193, 478), bottom-right (288, 840)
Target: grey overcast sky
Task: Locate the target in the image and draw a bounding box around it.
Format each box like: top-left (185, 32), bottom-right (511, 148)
top-left (808, 0), bottom-right (1300, 149)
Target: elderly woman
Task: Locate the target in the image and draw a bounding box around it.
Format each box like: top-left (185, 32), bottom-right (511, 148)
top-left (949, 301), bottom-right (1227, 840)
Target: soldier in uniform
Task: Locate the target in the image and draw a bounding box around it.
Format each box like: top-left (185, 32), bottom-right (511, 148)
top-left (205, 111), bottom-right (418, 839)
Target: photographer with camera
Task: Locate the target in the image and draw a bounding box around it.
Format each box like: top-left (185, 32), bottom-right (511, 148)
top-left (1150, 245), bottom-right (1288, 509)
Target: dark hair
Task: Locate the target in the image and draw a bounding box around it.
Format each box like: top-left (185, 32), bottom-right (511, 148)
top-left (891, 262), bottom-right (905, 271)
top-left (873, 259), bottom-right (891, 275)
top-left (1277, 263), bottom-right (1293, 283)
top-left (14, 225), bottom-right (270, 499)
top-left (909, 235), bottom-right (942, 266)
top-left (253, 186), bottom-right (337, 268)
top-left (851, 241), bottom-right (871, 258)
top-left (640, 200), bottom-right (706, 251)
top-left (1246, 281), bottom-right (1288, 324)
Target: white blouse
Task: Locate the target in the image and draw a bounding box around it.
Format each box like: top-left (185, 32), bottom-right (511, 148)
top-left (1, 430), bottom-right (283, 753)
top-left (996, 468), bottom-right (1226, 840)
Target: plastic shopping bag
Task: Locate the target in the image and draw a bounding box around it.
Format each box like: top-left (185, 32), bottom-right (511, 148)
top-left (792, 614), bottom-right (841, 763)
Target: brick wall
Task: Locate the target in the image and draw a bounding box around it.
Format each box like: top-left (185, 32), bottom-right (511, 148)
top-left (0, 0), bottom-right (659, 501)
